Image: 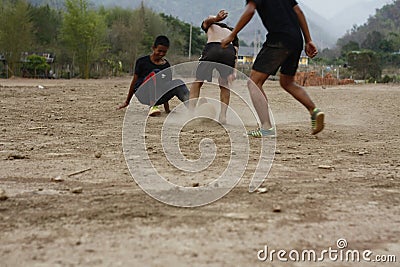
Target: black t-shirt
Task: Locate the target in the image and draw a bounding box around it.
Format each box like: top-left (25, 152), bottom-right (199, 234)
top-left (134, 55), bottom-right (172, 89)
top-left (247, 0), bottom-right (303, 50)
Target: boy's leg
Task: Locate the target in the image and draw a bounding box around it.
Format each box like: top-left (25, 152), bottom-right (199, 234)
top-left (280, 74), bottom-right (324, 134)
top-left (279, 74), bottom-right (316, 113)
top-left (174, 82), bottom-right (190, 104)
top-left (163, 102), bottom-right (170, 113)
top-left (134, 74), bottom-right (161, 115)
top-left (248, 70), bottom-right (273, 130)
top-left (218, 77), bottom-right (230, 124)
top-left (189, 81), bottom-right (204, 111)
top-left (134, 80), bottom-right (152, 106)
top-left (155, 80), bottom-right (189, 110)
top-left (248, 42), bottom-right (289, 132)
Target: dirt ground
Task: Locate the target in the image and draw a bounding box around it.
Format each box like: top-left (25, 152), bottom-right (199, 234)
top-left (0, 77), bottom-right (399, 267)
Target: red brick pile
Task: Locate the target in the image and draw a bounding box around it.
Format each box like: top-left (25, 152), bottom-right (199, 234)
top-left (295, 72), bottom-right (355, 86)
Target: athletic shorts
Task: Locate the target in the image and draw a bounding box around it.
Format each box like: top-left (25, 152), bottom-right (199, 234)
top-left (252, 42), bottom-right (302, 76)
top-left (196, 42), bottom-right (236, 82)
top-left (135, 74), bottom-right (189, 106)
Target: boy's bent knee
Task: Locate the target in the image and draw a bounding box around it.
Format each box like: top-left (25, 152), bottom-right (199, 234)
top-left (249, 70), bottom-right (269, 87)
top-left (279, 74), bottom-right (295, 89)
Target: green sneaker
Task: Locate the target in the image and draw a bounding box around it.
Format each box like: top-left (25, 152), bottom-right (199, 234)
top-left (247, 128), bottom-right (276, 138)
top-left (148, 106), bottom-right (161, 117)
top-left (311, 108), bottom-right (325, 135)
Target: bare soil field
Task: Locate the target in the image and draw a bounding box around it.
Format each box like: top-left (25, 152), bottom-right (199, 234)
top-left (0, 77), bottom-right (399, 267)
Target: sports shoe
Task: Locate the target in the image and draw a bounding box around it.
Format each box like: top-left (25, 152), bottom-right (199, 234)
top-left (311, 108), bottom-right (325, 135)
top-left (148, 106), bottom-right (161, 117)
top-left (247, 128), bottom-right (276, 138)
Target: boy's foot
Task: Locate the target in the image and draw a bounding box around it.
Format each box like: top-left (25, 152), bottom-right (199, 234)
top-left (197, 97), bottom-right (208, 106)
top-left (247, 128), bottom-right (276, 138)
top-left (148, 106), bottom-right (161, 117)
top-left (218, 118), bottom-right (227, 125)
top-left (218, 114), bottom-right (227, 125)
top-left (311, 108), bottom-right (325, 135)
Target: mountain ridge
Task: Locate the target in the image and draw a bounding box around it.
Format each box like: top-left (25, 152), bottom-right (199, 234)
top-left (95, 0), bottom-right (337, 48)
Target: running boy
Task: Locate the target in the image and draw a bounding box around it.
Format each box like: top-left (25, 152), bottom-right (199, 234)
top-left (221, 0), bottom-right (324, 136)
top-left (118, 35), bottom-right (189, 116)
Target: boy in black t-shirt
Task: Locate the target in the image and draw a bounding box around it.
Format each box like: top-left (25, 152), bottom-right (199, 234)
top-left (221, 0), bottom-right (324, 136)
top-left (118, 35), bottom-right (189, 116)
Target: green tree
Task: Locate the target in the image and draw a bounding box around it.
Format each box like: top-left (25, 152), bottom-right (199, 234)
top-left (102, 6), bottom-right (149, 73)
top-left (101, 3), bottom-right (174, 74)
top-left (361, 31), bottom-right (385, 52)
top-left (0, 0), bottom-right (34, 77)
top-left (160, 13), bottom-right (205, 59)
top-left (341, 41), bottom-right (360, 57)
top-left (137, 3), bottom-right (167, 53)
top-left (29, 4), bottom-right (62, 51)
top-left (347, 50), bottom-right (382, 80)
top-left (382, 32), bottom-right (400, 52)
top-left (22, 54), bottom-right (50, 77)
top-left (61, 0), bottom-right (107, 78)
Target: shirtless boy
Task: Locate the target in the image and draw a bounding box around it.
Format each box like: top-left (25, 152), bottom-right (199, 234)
top-left (189, 10), bottom-right (239, 124)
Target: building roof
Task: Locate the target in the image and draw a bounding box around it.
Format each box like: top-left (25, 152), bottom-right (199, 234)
top-left (238, 46), bottom-right (258, 57)
top-left (238, 47), bottom-right (309, 57)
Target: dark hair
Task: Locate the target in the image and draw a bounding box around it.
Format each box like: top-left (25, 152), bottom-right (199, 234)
top-left (154, 35), bottom-right (170, 48)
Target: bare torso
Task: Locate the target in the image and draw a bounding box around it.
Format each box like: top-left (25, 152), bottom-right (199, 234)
top-left (206, 24), bottom-right (232, 43)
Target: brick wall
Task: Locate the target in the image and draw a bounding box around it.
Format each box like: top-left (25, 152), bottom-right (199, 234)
top-left (295, 72), bottom-right (355, 86)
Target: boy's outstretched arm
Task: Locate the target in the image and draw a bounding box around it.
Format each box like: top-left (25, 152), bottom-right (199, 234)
top-left (202, 9), bottom-right (228, 30)
top-left (117, 74), bottom-right (138, 110)
top-left (293, 5), bottom-right (318, 58)
top-left (221, 1), bottom-right (256, 48)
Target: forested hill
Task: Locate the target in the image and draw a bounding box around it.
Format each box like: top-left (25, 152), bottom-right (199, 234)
top-left (27, 0), bottom-right (337, 48)
top-left (337, 0), bottom-right (400, 51)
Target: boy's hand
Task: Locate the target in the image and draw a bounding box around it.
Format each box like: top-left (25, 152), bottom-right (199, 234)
top-left (221, 34), bottom-right (235, 48)
top-left (216, 10), bottom-right (228, 21)
top-left (117, 101), bottom-right (129, 110)
top-left (227, 72), bottom-right (237, 84)
top-left (305, 41), bottom-right (318, 58)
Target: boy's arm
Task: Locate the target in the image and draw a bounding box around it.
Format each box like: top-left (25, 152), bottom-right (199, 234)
top-left (233, 45), bottom-right (239, 75)
top-left (117, 74), bottom-right (138, 110)
top-left (228, 45), bottom-right (239, 84)
top-left (293, 5), bottom-right (318, 58)
top-left (202, 10), bottom-right (228, 30)
top-left (221, 1), bottom-right (256, 48)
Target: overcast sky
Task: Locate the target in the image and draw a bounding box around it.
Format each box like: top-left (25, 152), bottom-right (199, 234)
top-left (299, 0), bottom-right (393, 19)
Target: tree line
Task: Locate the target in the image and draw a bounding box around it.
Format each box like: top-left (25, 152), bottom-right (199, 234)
top-left (317, 0), bottom-right (400, 82)
top-left (0, 0), bottom-right (206, 79)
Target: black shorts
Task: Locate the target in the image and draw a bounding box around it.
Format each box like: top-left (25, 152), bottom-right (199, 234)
top-left (196, 42), bottom-right (236, 82)
top-left (135, 79), bottom-right (189, 106)
top-left (252, 42), bottom-right (301, 76)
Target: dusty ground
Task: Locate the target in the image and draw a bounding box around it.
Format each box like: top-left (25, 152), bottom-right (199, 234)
top-left (0, 77), bottom-right (399, 267)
